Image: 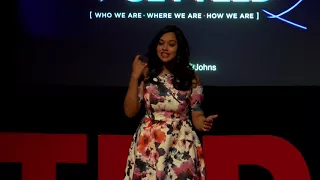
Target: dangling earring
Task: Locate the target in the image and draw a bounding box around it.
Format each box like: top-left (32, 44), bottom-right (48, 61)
top-left (177, 55), bottom-right (180, 63)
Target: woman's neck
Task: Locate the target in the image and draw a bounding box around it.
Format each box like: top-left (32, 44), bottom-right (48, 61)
top-left (161, 60), bottom-right (176, 74)
top-left (160, 65), bottom-right (172, 75)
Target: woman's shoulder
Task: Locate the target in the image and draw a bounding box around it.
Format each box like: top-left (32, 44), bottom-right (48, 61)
top-left (192, 72), bottom-right (201, 88)
top-left (142, 68), bottom-right (149, 81)
top-left (144, 68), bottom-right (149, 76)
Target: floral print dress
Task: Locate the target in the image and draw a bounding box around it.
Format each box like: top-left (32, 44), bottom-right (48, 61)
top-left (124, 74), bottom-right (206, 180)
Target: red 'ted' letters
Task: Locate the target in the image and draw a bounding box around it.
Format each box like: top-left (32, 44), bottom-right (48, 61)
top-left (203, 135), bottom-right (311, 180)
top-left (0, 133), bottom-right (87, 180)
top-left (98, 135), bottom-right (133, 180)
top-left (0, 133), bottom-right (311, 180)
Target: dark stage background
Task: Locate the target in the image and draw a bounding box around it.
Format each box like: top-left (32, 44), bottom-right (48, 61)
top-left (11, 0), bottom-right (319, 179)
top-left (16, 0), bottom-right (320, 86)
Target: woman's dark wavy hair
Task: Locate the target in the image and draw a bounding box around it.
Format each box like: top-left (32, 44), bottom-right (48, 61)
top-left (145, 25), bottom-right (195, 91)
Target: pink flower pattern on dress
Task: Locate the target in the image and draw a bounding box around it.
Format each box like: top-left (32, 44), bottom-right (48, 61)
top-left (124, 74), bottom-right (205, 180)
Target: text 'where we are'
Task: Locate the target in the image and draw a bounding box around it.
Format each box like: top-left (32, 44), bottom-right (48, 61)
top-left (89, 11), bottom-right (260, 20)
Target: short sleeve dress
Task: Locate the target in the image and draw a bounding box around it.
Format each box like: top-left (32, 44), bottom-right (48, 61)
top-left (124, 73), bottom-right (206, 180)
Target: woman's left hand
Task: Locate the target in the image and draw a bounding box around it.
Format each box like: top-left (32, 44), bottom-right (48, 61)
top-left (202, 115), bottom-right (218, 132)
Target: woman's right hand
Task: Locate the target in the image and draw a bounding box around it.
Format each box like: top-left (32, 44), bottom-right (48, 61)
top-left (131, 55), bottom-right (147, 80)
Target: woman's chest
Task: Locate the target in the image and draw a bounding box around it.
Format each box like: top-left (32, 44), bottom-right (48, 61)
top-left (143, 81), bottom-right (191, 112)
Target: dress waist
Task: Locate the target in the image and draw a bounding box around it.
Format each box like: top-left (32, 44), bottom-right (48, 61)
top-left (144, 111), bottom-right (188, 121)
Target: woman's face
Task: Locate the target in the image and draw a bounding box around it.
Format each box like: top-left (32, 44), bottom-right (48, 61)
top-left (157, 32), bottom-right (178, 63)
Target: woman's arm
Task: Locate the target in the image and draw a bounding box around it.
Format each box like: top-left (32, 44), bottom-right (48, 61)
top-left (124, 76), bottom-right (142, 118)
top-left (192, 112), bottom-right (206, 131)
top-left (190, 74), bottom-right (206, 130)
top-left (124, 68), bottom-right (148, 118)
top-left (190, 74), bottom-right (216, 131)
